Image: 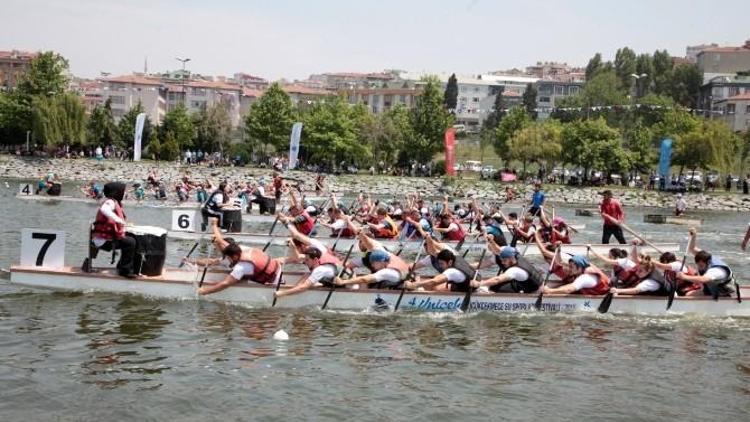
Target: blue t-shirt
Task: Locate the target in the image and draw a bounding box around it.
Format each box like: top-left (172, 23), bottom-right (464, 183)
top-left (532, 191), bottom-right (545, 207)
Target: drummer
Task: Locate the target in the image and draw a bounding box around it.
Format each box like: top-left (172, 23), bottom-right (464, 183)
top-left (87, 182), bottom-right (137, 278)
top-left (201, 182), bottom-right (232, 231)
top-left (193, 219), bottom-right (284, 295)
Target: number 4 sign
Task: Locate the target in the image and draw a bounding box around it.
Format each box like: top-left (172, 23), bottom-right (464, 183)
top-left (19, 183), bottom-right (33, 195)
top-left (171, 210), bottom-right (196, 232)
top-left (21, 229), bottom-right (66, 268)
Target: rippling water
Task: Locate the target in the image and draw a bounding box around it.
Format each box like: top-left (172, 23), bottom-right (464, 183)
top-left (1, 180), bottom-right (749, 421)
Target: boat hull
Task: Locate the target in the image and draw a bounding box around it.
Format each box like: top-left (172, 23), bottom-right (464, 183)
top-left (10, 266), bottom-right (745, 316)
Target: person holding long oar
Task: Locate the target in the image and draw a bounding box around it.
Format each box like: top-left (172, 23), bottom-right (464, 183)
top-left (599, 190), bottom-right (627, 244)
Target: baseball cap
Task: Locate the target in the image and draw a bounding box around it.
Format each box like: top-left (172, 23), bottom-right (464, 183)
top-left (499, 246), bottom-right (518, 259)
top-left (369, 249), bottom-right (390, 263)
top-left (569, 255), bottom-right (590, 268)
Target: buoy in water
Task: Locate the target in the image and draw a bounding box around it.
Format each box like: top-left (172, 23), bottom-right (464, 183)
top-left (273, 329), bottom-right (289, 341)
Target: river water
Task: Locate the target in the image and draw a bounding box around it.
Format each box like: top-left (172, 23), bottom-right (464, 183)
top-left (1, 180), bottom-right (748, 421)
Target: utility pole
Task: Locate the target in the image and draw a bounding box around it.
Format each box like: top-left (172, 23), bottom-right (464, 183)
top-left (176, 57), bottom-right (191, 108)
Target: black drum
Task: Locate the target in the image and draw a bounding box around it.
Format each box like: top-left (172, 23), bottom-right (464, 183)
top-left (127, 225), bottom-right (167, 276)
top-left (46, 183), bottom-right (61, 196)
top-left (221, 208), bottom-right (243, 233)
top-left (259, 197), bottom-right (276, 215)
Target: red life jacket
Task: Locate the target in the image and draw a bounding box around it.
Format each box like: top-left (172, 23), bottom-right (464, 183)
top-left (665, 265), bottom-right (701, 293)
top-left (371, 216), bottom-right (399, 238)
top-left (319, 249), bottom-right (342, 267)
top-left (613, 263), bottom-right (640, 288)
top-left (580, 266), bottom-right (611, 295)
top-left (551, 263), bottom-right (568, 280)
top-left (295, 210), bottom-right (315, 235)
top-left (93, 199), bottom-right (126, 240)
top-left (441, 218), bottom-right (465, 242)
top-left (332, 224), bottom-right (356, 238)
top-left (239, 248), bottom-right (280, 284)
top-left (551, 228), bottom-right (571, 244)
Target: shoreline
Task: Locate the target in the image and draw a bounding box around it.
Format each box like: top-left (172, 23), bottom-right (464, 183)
top-left (3, 155), bottom-right (750, 213)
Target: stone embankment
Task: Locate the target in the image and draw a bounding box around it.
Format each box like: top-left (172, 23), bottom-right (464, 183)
top-left (3, 155), bottom-right (749, 212)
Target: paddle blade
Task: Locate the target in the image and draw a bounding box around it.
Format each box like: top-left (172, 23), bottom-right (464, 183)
top-left (666, 280), bottom-right (677, 310)
top-left (262, 240), bottom-right (272, 252)
top-left (597, 292), bottom-right (614, 314)
top-left (534, 291), bottom-right (544, 311)
top-left (735, 281), bottom-right (742, 304)
top-left (460, 288), bottom-right (472, 312)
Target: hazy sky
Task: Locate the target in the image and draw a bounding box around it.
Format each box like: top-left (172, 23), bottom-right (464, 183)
top-left (3, 0), bottom-right (749, 81)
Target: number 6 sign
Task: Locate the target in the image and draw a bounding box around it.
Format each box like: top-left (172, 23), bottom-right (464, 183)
top-left (21, 229), bottom-right (66, 268)
top-left (171, 210), bottom-right (196, 232)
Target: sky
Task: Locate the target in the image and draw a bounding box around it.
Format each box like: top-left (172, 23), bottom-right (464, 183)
top-left (3, 0), bottom-right (749, 81)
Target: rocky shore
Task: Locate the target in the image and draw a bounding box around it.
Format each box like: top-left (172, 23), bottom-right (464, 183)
top-left (3, 155), bottom-right (750, 212)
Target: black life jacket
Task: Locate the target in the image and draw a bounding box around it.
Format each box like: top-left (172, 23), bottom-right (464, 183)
top-left (486, 225), bottom-right (508, 246)
top-left (638, 270), bottom-right (669, 296)
top-left (316, 263), bottom-right (340, 288)
top-left (361, 252), bottom-right (376, 273)
top-left (203, 189), bottom-right (226, 213)
top-left (490, 255), bottom-right (543, 293)
top-left (447, 255), bottom-right (477, 293)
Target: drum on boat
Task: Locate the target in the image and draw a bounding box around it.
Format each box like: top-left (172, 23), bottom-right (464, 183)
top-left (258, 197), bottom-right (276, 215)
top-left (127, 225), bottom-right (167, 276)
top-left (46, 183), bottom-right (62, 196)
top-left (221, 207), bottom-right (243, 233)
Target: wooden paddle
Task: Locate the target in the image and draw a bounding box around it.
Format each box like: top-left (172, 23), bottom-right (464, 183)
top-left (597, 246), bottom-right (615, 313)
top-left (394, 238), bottom-right (427, 311)
top-left (178, 242), bottom-right (200, 268)
top-left (321, 244), bottom-right (355, 310)
top-left (666, 254), bottom-right (687, 310)
top-left (270, 263), bottom-right (286, 307)
top-left (602, 213), bottom-right (663, 254)
top-left (534, 246), bottom-right (560, 310)
top-left (459, 248), bottom-right (486, 312)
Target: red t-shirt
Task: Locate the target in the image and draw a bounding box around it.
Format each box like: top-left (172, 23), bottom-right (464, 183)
top-left (600, 199), bottom-right (624, 226)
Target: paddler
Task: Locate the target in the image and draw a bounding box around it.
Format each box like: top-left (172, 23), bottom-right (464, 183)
top-left (434, 213), bottom-right (466, 244)
top-left (473, 246), bottom-right (543, 293)
top-left (674, 228), bottom-right (737, 298)
top-left (608, 255), bottom-right (669, 296)
top-left (404, 249), bottom-right (476, 292)
top-left (599, 190), bottom-right (627, 244)
top-left (366, 207), bottom-right (400, 239)
top-left (542, 255), bottom-right (610, 295)
top-left (284, 190), bottom-right (316, 235)
top-left (84, 182), bottom-right (137, 278)
top-left (335, 247), bottom-right (410, 290)
top-left (192, 218), bottom-right (284, 295)
top-left (274, 223), bottom-right (343, 298)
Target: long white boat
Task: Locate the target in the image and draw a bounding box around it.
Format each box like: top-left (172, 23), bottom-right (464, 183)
top-left (8, 265), bottom-right (747, 316)
top-left (16, 194), bottom-right (328, 209)
top-left (166, 229), bottom-right (679, 256)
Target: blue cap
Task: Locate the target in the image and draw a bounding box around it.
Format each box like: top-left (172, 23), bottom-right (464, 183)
top-left (569, 255), bottom-right (590, 268)
top-left (499, 246), bottom-right (517, 259)
top-left (369, 249), bottom-right (390, 263)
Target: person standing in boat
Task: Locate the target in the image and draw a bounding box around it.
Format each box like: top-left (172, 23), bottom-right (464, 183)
top-left (201, 182), bottom-right (231, 231)
top-left (405, 249), bottom-right (476, 292)
top-left (675, 193), bottom-right (687, 216)
top-left (599, 190), bottom-right (627, 244)
top-left (542, 255), bottom-right (610, 295)
top-left (675, 228), bottom-right (736, 298)
top-left (193, 219), bottom-right (283, 295)
top-left (86, 182), bottom-right (137, 278)
top-left (528, 182), bottom-right (545, 216)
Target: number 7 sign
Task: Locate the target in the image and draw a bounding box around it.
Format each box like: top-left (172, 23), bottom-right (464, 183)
top-left (21, 229), bottom-right (66, 268)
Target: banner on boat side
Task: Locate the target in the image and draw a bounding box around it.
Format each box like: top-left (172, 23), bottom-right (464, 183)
top-left (444, 128), bottom-right (456, 176)
top-left (20, 228), bottom-right (65, 269)
top-left (288, 122), bottom-right (303, 170)
top-left (658, 138), bottom-right (672, 190)
top-left (133, 112), bottom-right (147, 162)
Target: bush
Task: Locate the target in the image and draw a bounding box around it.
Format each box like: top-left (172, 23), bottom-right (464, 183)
top-left (227, 142), bottom-right (252, 165)
top-left (433, 159), bottom-right (447, 176)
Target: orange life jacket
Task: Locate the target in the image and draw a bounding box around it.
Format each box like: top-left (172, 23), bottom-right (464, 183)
top-left (295, 210), bottom-right (315, 235)
top-left (372, 216), bottom-right (399, 238)
top-left (239, 248), bottom-right (280, 284)
top-left (580, 266), bottom-right (611, 296)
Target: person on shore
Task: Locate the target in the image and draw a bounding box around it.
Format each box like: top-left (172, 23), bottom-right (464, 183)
top-left (543, 255), bottom-right (610, 295)
top-left (132, 183), bottom-right (145, 202)
top-left (192, 218), bottom-right (283, 295)
top-left (675, 193), bottom-right (687, 216)
top-left (528, 183), bottom-right (545, 216)
top-left (599, 190), bottom-right (626, 244)
top-left (86, 182), bottom-right (136, 278)
top-left (675, 228), bottom-right (736, 298)
top-left (473, 246), bottom-right (543, 293)
top-left (405, 249), bottom-right (476, 292)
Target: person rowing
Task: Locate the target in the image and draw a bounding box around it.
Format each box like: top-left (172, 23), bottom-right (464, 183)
top-left (652, 252), bottom-right (700, 296)
top-left (321, 194), bottom-right (356, 238)
top-left (409, 221), bottom-right (456, 274)
top-left (404, 248), bottom-right (476, 292)
top-left (335, 246), bottom-right (410, 290)
top-left (434, 213), bottom-right (466, 243)
top-left (674, 228), bottom-right (736, 298)
top-left (86, 182), bottom-right (137, 278)
top-left (480, 214), bottom-right (508, 246)
top-left (473, 246), bottom-right (543, 293)
top-left (366, 207), bottom-right (400, 239)
top-left (587, 243), bottom-right (639, 288)
top-left (194, 218), bottom-right (284, 295)
top-left (402, 209), bottom-right (432, 240)
top-left (284, 190), bottom-right (316, 236)
top-left (608, 255), bottom-right (669, 296)
top-left (542, 255), bottom-right (610, 296)
top-left (274, 223), bottom-right (343, 299)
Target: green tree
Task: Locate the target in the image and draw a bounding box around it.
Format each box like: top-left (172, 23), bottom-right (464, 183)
top-left (482, 87), bottom-right (506, 131)
top-left (115, 102), bottom-right (153, 150)
top-left (301, 95), bottom-right (369, 166)
top-left (674, 119), bottom-right (739, 175)
top-left (161, 103), bottom-right (194, 149)
top-left (652, 49), bottom-right (674, 96)
top-left (160, 130), bottom-right (180, 161)
top-left (507, 120), bottom-right (562, 175)
top-left (193, 102), bottom-right (232, 153)
top-left (582, 70), bottom-right (629, 106)
top-left (409, 76), bottom-right (452, 164)
top-left (522, 83), bottom-right (538, 119)
top-left (31, 93), bottom-right (87, 147)
top-left (668, 64), bottom-right (703, 108)
top-left (444, 73), bottom-right (458, 112)
top-left (585, 53), bottom-right (603, 80)
top-left (0, 91), bottom-right (32, 144)
top-left (493, 107), bottom-right (530, 163)
top-left (622, 121), bottom-right (655, 172)
top-left (17, 51), bottom-right (70, 97)
top-left (561, 118), bottom-right (625, 179)
top-left (146, 131), bottom-right (161, 161)
top-left (634, 54), bottom-right (654, 98)
top-left (86, 98), bottom-right (116, 146)
top-left (244, 82), bottom-right (295, 156)
top-left (614, 47), bottom-right (637, 91)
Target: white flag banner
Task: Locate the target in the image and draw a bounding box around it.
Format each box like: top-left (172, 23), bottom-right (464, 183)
top-left (133, 112), bottom-right (146, 161)
top-left (288, 122), bottom-right (303, 169)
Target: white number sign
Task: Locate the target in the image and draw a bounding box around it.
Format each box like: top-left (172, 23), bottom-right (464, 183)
top-left (19, 183), bottom-right (33, 196)
top-left (21, 229), bottom-right (66, 268)
top-left (171, 210), bottom-right (196, 232)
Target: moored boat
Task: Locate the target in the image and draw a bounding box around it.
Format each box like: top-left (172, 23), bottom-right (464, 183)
top-left (8, 265), bottom-right (747, 316)
top-left (644, 214), bottom-right (702, 226)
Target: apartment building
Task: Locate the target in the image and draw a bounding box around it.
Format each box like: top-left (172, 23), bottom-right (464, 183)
top-left (0, 50), bottom-right (36, 90)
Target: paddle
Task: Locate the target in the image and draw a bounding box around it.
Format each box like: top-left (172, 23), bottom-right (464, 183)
top-left (666, 254), bottom-right (687, 310)
top-left (394, 238), bottom-right (427, 311)
top-left (270, 263), bottom-right (286, 307)
top-left (534, 246), bottom-right (560, 310)
top-left (602, 213), bottom-right (663, 254)
top-left (198, 266), bottom-right (208, 288)
top-left (178, 242), bottom-right (200, 268)
top-left (459, 248), bottom-right (486, 313)
top-left (597, 246), bottom-right (615, 313)
top-left (330, 225), bottom-right (345, 253)
top-left (321, 243), bottom-right (355, 310)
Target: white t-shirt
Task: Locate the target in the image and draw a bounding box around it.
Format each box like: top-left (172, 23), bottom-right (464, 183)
top-left (634, 278), bottom-right (661, 293)
top-left (309, 264), bottom-right (337, 286)
top-left (667, 261), bottom-right (690, 273)
top-left (443, 268), bottom-right (467, 284)
top-left (208, 192), bottom-right (224, 208)
top-left (571, 274), bottom-right (598, 291)
top-left (615, 258), bottom-right (637, 270)
top-left (704, 267), bottom-right (729, 282)
top-left (330, 219), bottom-right (347, 231)
top-left (373, 268), bottom-right (402, 284)
top-left (230, 262), bottom-right (255, 280)
top-left (503, 266), bottom-right (529, 282)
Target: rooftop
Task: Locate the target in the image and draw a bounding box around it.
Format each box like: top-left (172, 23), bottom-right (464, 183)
top-left (726, 92), bottom-right (750, 101)
top-left (282, 84), bottom-right (330, 96)
top-left (0, 50), bottom-right (37, 60)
